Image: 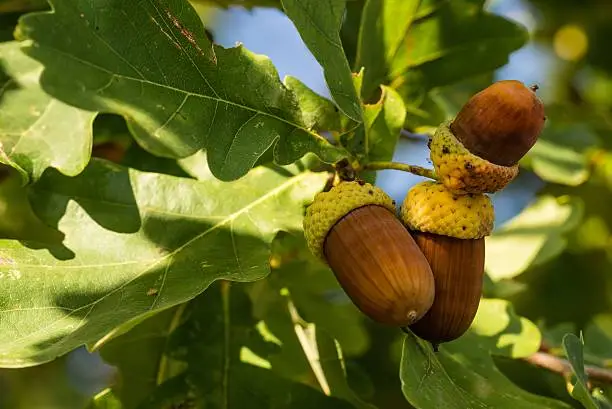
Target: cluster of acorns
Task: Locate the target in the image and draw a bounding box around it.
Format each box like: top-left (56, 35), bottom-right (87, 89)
top-left (303, 80), bottom-right (546, 349)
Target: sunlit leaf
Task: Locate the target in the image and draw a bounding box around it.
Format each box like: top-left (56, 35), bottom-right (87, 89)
top-left (0, 165), bottom-right (63, 242)
top-left (0, 159), bottom-right (327, 367)
top-left (281, 0), bottom-right (363, 122)
top-left (400, 299), bottom-right (570, 409)
top-left (247, 284), bottom-right (375, 408)
top-left (354, 0), bottom-right (527, 119)
top-left (363, 85), bottom-right (406, 162)
top-left (485, 196), bottom-right (583, 281)
top-left (523, 124), bottom-right (599, 186)
top-left (17, 0), bottom-right (346, 182)
top-left (285, 76), bottom-right (343, 131)
top-left (0, 41), bottom-right (95, 184)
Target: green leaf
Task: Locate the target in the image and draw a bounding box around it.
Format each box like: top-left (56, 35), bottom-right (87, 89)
top-left (91, 113), bottom-right (194, 179)
top-left (281, 0), bottom-right (363, 122)
top-left (0, 41), bottom-right (95, 184)
top-left (284, 76), bottom-right (343, 131)
top-left (485, 195), bottom-right (584, 281)
top-left (96, 275), bottom-right (363, 408)
top-left (0, 159), bottom-right (328, 367)
top-left (584, 315), bottom-right (612, 365)
top-left (98, 307), bottom-right (186, 409)
top-left (523, 124), bottom-right (599, 187)
top-left (354, 0), bottom-right (527, 111)
top-left (133, 282), bottom-right (355, 409)
top-left (0, 165), bottom-right (64, 242)
top-left (562, 333), bottom-right (600, 409)
top-left (400, 299), bottom-right (571, 409)
top-left (340, 84), bottom-right (406, 181)
top-left (247, 285), bottom-right (375, 408)
top-left (354, 0), bottom-right (420, 98)
top-left (363, 85), bottom-right (406, 162)
top-left (18, 0), bottom-right (346, 182)
top-left (253, 233), bottom-right (370, 357)
top-left (510, 250), bottom-right (612, 329)
top-left (242, 233), bottom-right (374, 407)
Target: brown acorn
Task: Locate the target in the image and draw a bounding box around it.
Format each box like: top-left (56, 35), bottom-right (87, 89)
top-left (303, 181), bottom-right (435, 326)
top-left (430, 80), bottom-right (546, 195)
top-left (450, 80), bottom-right (545, 167)
top-left (400, 181), bottom-right (494, 346)
top-left (409, 233), bottom-right (485, 347)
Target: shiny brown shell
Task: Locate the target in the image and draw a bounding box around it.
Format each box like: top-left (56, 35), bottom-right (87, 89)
top-left (450, 80), bottom-right (545, 167)
top-left (324, 205), bottom-right (435, 326)
top-left (408, 232), bottom-right (485, 345)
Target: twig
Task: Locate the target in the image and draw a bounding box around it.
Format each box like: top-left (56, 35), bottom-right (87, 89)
top-left (524, 352), bottom-right (612, 385)
top-left (363, 161), bottom-right (437, 180)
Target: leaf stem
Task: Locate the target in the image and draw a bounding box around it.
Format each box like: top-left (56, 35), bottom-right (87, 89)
top-left (362, 161), bottom-right (437, 180)
top-left (524, 351), bottom-right (612, 386)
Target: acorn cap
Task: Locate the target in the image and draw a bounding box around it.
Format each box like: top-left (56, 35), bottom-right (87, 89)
top-left (450, 80), bottom-right (545, 167)
top-left (303, 180), bottom-right (395, 261)
top-left (400, 181), bottom-right (494, 240)
top-left (430, 121), bottom-right (519, 195)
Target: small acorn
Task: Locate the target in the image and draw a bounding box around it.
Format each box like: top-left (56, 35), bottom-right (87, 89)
top-left (430, 80), bottom-right (545, 194)
top-left (303, 180), bottom-right (435, 326)
top-left (400, 181), bottom-right (494, 346)
top-left (451, 80), bottom-right (545, 167)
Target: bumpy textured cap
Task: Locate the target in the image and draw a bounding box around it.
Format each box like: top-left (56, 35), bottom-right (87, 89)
top-left (400, 181), bottom-right (494, 239)
top-left (430, 121), bottom-right (519, 194)
top-left (303, 181), bottom-right (396, 261)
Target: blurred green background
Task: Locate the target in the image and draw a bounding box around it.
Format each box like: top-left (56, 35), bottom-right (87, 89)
top-left (1, 0), bottom-right (612, 407)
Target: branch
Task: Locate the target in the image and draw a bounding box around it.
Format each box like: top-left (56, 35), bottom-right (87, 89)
top-left (524, 352), bottom-right (612, 385)
top-left (363, 161), bottom-right (437, 180)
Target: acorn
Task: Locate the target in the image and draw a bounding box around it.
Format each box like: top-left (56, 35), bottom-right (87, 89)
top-left (303, 180), bottom-right (435, 326)
top-left (400, 181), bottom-right (494, 347)
top-left (430, 80), bottom-right (545, 194)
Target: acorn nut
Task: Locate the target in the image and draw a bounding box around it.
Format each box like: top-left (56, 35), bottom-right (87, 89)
top-left (303, 181), bottom-right (436, 326)
top-left (451, 80), bottom-right (545, 167)
top-left (430, 80), bottom-right (545, 194)
top-left (400, 181), bottom-right (494, 346)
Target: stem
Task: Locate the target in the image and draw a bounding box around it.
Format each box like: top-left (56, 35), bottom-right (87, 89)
top-left (363, 161), bottom-right (437, 180)
top-left (524, 352), bottom-right (612, 386)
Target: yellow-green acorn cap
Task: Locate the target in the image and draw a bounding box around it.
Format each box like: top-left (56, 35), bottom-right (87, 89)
top-left (430, 121), bottom-right (519, 194)
top-left (400, 181), bottom-right (494, 239)
top-left (303, 180), bottom-right (395, 261)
